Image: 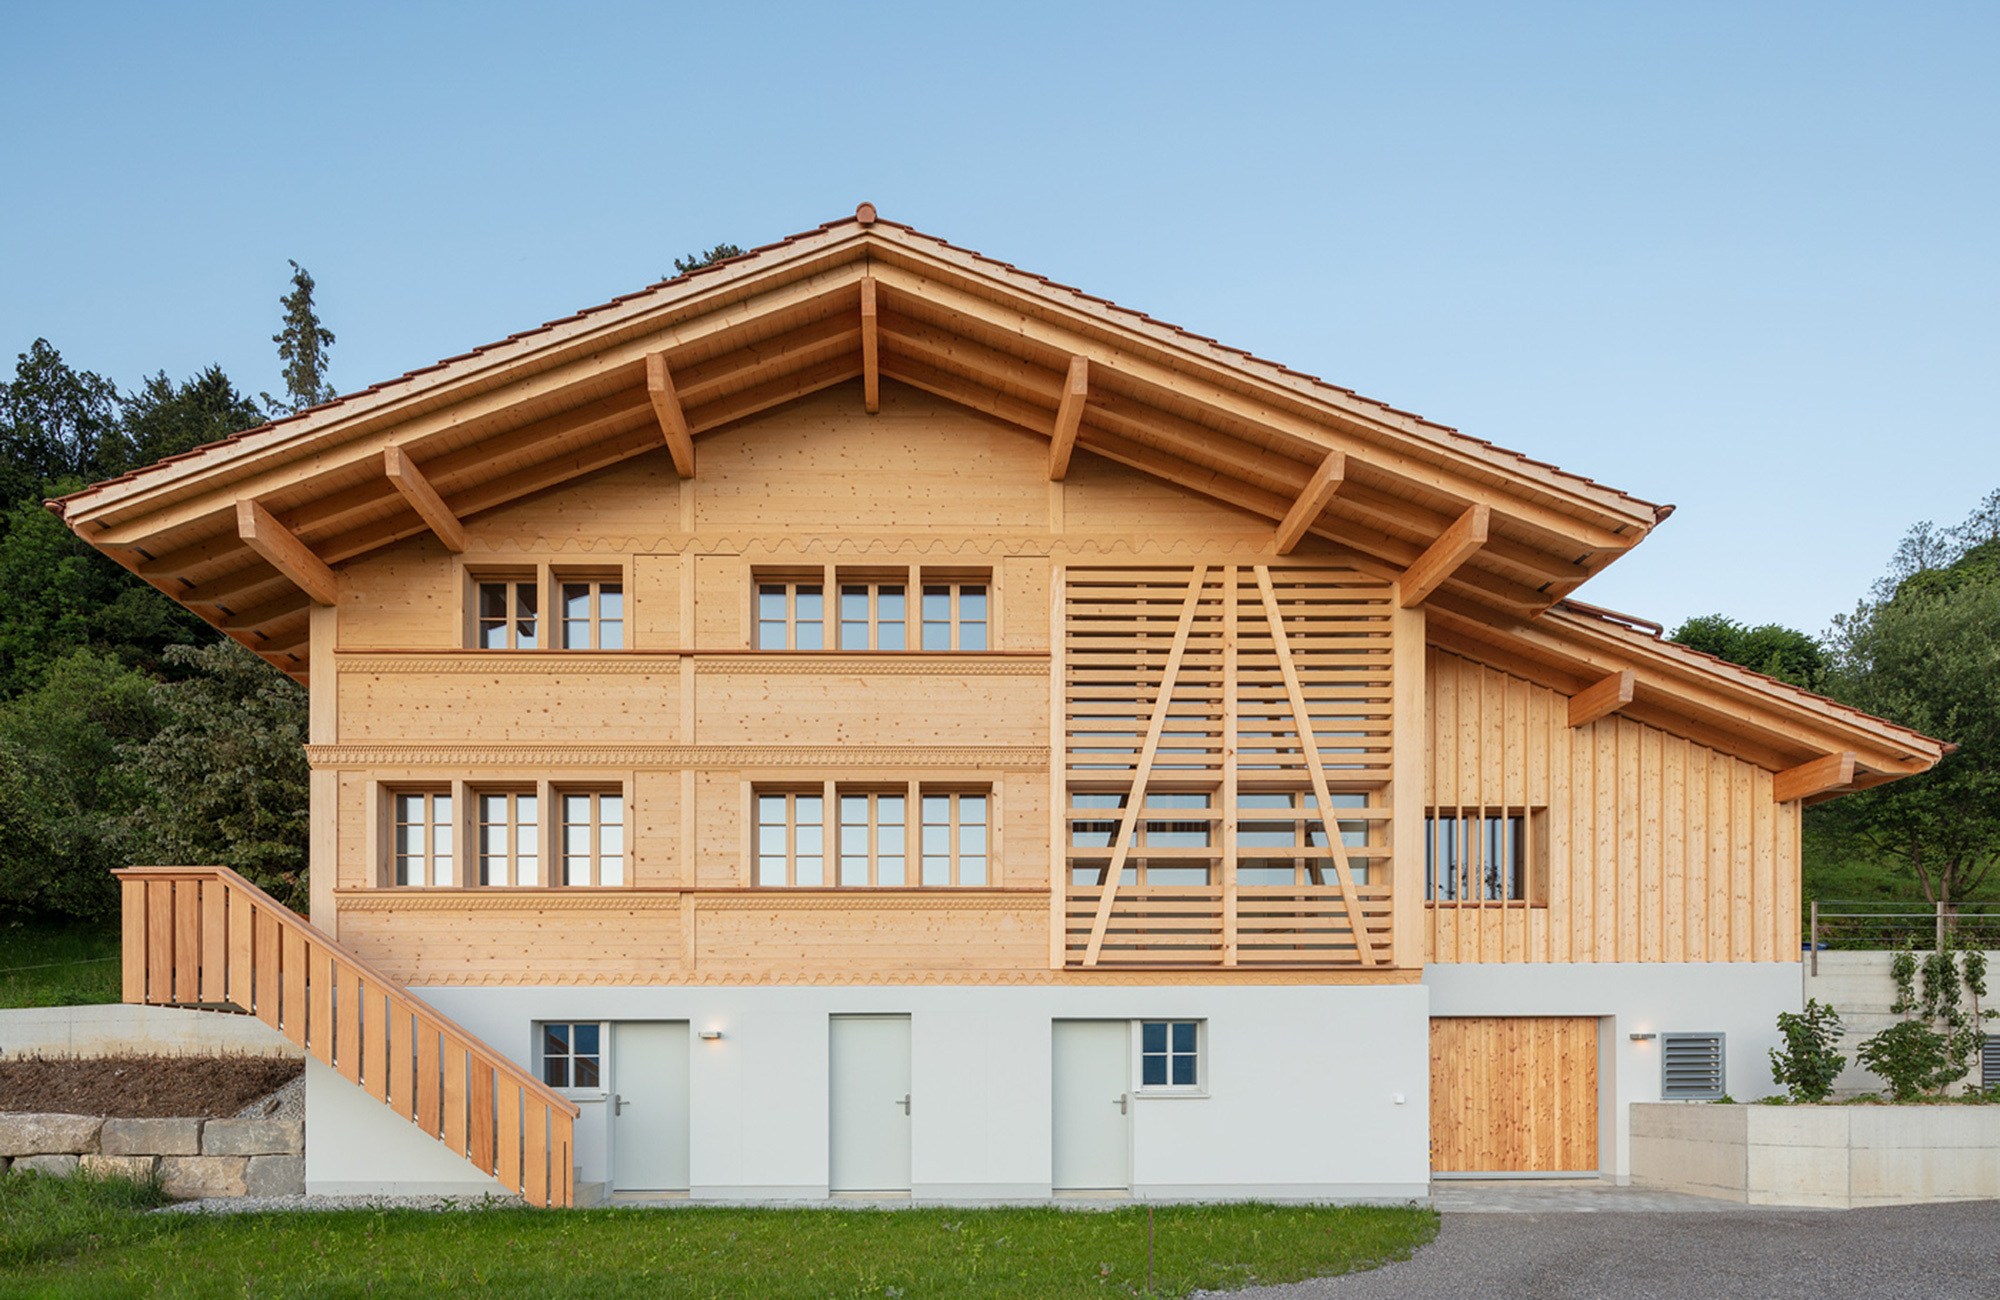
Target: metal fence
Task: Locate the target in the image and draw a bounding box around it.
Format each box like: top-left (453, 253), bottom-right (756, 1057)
top-left (1805, 899), bottom-right (2000, 972)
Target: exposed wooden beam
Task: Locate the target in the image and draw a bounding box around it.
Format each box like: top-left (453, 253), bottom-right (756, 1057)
top-left (1399, 505), bottom-right (1490, 608)
top-left (1047, 357), bottom-right (1090, 480)
top-left (236, 501), bottom-right (337, 606)
top-left (645, 352), bottom-right (696, 478)
top-left (1273, 451), bottom-right (1347, 554)
top-left (1775, 752), bottom-right (1856, 804)
top-left (220, 593), bottom-right (310, 632)
top-left (860, 277), bottom-right (880, 414)
top-left (1568, 669), bottom-right (1636, 728)
top-left (382, 446), bottom-right (467, 553)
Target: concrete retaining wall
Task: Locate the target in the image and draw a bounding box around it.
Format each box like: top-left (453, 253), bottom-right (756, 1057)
top-left (0, 1113), bottom-right (304, 1198)
top-left (1631, 1102), bottom-right (2000, 1207)
top-left (1801, 950), bottom-right (2000, 1098)
top-left (0, 1004), bottom-right (300, 1061)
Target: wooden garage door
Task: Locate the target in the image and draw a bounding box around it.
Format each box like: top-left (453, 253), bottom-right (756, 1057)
top-left (1429, 1017), bottom-right (1597, 1173)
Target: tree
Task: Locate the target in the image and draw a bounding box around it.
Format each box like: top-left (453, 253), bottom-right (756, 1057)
top-left (1669, 614), bottom-right (1828, 693)
top-left (670, 243), bottom-right (745, 277)
top-left (110, 364), bottom-right (266, 476)
top-left (0, 339), bottom-right (120, 497)
top-left (1815, 498), bottom-right (2000, 913)
top-left (264, 260), bottom-right (336, 415)
top-left (123, 641), bottom-right (310, 912)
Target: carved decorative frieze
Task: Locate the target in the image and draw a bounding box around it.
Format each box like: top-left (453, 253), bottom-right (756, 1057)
top-left (306, 744), bottom-right (1050, 769)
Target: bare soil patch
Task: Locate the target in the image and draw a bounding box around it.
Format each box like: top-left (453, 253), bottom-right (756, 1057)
top-left (0, 1055), bottom-right (302, 1118)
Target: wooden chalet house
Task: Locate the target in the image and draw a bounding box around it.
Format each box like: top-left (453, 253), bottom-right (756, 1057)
top-left (59, 206), bottom-right (1943, 1204)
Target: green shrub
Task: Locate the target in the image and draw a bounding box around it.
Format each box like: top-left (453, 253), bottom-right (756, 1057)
top-left (1769, 998), bottom-right (1845, 1102)
top-left (1855, 1020), bottom-right (1955, 1101)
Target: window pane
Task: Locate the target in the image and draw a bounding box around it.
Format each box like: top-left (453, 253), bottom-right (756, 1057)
top-left (796, 856), bottom-right (823, 887)
top-left (574, 1056), bottom-right (600, 1089)
top-left (599, 586), bottom-right (622, 619)
top-left (880, 796), bottom-right (905, 823)
top-left (758, 855), bottom-right (786, 886)
top-left (921, 856), bottom-right (950, 886)
top-left (922, 588), bottom-right (951, 620)
top-left (795, 621), bottom-right (824, 651)
top-left (959, 621), bottom-right (987, 650)
top-left (840, 622), bottom-right (869, 650)
top-left (959, 825), bottom-right (986, 856)
top-left (1171, 1021), bottom-right (1196, 1053)
top-left (599, 619), bottom-right (623, 650)
top-left (922, 825), bottom-right (950, 855)
top-left (758, 825), bottom-right (788, 855)
top-left (959, 796), bottom-right (986, 825)
top-left (1141, 1056), bottom-right (1166, 1087)
top-left (840, 824), bottom-right (868, 855)
top-left (840, 855), bottom-right (868, 886)
top-left (921, 620), bottom-right (950, 651)
top-left (563, 584), bottom-right (590, 620)
top-left (573, 1024), bottom-right (599, 1056)
top-left (958, 587), bottom-right (986, 620)
top-left (1142, 1023), bottom-right (1167, 1054)
top-left (796, 587), bottom-right (822, 621)
top-left (544, 1023), bottom-right (569, 1054)
top-left (544, 1057), bottom-right (568, 1088)
top-left (878, 823), bottom-right (905, 855)
top-left (878, 856), bottom-right (905, 887)
top-left (758, 587), bottom-right (787, 619)
top-left (877, 621), bottom-right (905, 651)
top-left (600, 855), bottom-right (622, 887)
top-left (1171, 1054), bottom-right (1196, 1086)
top-left (601, 795), bottom-right (622, 827)
top-left (478, 584), bottom-right (507, 620)
top-left (519, 793), bottom-right (537, 823)
top-left (841, 587), bottom-right (869, 619)
top-left (878, 587), bottom-right (904, 620)
top-left (959, 856), bottom-right (986, 886)
top-left (758, 621), bottom-right (787, 649)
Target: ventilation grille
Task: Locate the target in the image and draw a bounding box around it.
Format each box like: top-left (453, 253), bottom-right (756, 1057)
top-left (1661, 1032), bottom-right (1726, 1100)
top-left (1984, 1035), bottom-right (2000, 1091)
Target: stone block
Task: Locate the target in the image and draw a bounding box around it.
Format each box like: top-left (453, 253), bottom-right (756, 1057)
top-left (0, 1113), bottom-right (102, 1156)
top-left (158, 1156), bottom-right (248, 1200)
top-left (202, 1119), bottom-right (304, 1156)
top-left (81, 1154), bottom-right (158, 1182)
top-left (245, 1154), bottom-right (305, 1197)
top-left (101, 1117), bottom-right (203, 1157)
top-left (12, 1154), bottom-right (81, 1176)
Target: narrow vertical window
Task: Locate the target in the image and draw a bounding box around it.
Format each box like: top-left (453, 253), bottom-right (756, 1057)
top-left (836, 791), bottom-right (908, 886)
top-left (477, 790), bottom-right (539, 887)
top-left (756, 791), bottom-right (824, 886)
top-left (393, 791), bottom-right (453, 887)
top-left (558, 578), bottom-right (625, 650)
top-left (922, 791), bottom-right (988, 886)
top-left (559, 791), bottom-right (624, 887)
top-left (475, 579), bottom-right (539, 649)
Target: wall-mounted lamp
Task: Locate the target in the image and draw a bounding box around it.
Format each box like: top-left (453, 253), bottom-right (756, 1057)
top-left (698, 1030), bottom-right (724, 1041)
top-left (1629, 1032), bottom-right (1657, 1042)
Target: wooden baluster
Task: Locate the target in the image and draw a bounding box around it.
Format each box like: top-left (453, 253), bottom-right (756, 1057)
top-left (441, 1037), bottom-right (469, 1157)
top-left (468, 1063), bottom-right (496, 1174)
top-left (146, 881), bottom-right (174, 1005)
top-left (121, 877), bottom-right (146, 1004)
top-left (335, 964), bottom-right (363, 1085)
top-left (226, 886), bottom-right (254, 1012)
top-left (172, 881), bottom-right (201, 1003)
top-left (304, 939), bottom-right (332, 1060)
top-left (359, 978), bottom-right (388, 1103)
top-left (258, 910), bottom-right (284, 1029)
top-left (199, 880), bottom-right (226, 1004)
top-left (415, 1021), bottom-right (443, 1138)
top-left (389, 1000), bottom-right (416, 1122)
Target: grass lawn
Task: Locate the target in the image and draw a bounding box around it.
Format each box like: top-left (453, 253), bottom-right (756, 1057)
top-left (0, 922), bottom-right (121, 1010)
top-left (0, 1172), bottom-right (1437, 1299)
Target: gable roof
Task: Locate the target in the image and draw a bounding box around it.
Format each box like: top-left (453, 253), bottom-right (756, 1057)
top-left (43, 205), bottom-right (1940, 791)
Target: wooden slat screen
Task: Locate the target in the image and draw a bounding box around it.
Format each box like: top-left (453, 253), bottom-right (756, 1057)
top-left (114, 865), bottom-right (577, 1207)
top-left (1058, 564), bottom-right (1396, 967)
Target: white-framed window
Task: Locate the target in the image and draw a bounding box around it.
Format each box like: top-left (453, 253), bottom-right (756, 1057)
top-left (756, 577), bottom-right (825, 650)
top-left (754, 568), bottom-right (991, 652)
top-left (921, 580), bottom-right (987, 651)
top-left (757, 784), bottom-right (993, 887)
top-left (474, 575), bottom-right (540, 649)
top-left (539, 1021), bottom-right (602, 1090)
top-left (560, 790), bottom-right (625, 886)
top-left (837, 790), bottom-right (908, 886)
top-left (477, 789), bottom-right (540, 887)
top-left (1138, 1020), bottom-right (1202, 1091)
top-left (558, 575), bottom-right (624, 649)
top-left (392, 790), bottom-right (454, 887)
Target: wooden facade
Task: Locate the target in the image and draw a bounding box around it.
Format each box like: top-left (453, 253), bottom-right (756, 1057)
top-left (60, 209), bottom-right (1950, 1194)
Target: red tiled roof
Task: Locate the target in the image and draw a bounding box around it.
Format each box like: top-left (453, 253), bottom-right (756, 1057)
top-left (49, 208), bottom-right (1665, 519)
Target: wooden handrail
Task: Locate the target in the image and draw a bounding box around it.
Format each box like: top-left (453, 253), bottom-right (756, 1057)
top-left (115, 865), bottom-right (577, 1207)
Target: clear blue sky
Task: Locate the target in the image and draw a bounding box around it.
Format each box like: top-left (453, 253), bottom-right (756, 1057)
top-left (4, 2), bottom-right (1994, 635)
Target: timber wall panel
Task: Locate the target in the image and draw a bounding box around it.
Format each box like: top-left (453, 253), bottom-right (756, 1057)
top-left (338, 668), bottom-right (682, 743)
top-left (1429, 1016), bottom-right (1598, 1173)
top-left (632, 555), bottom-right (681, 647)
top-left (462, 453), bottom-right (685, 545)
top-left (695, 671), bottom-right (1044, 748)
top-left (631, 770), bottom-right (682, 887)
top-left (690, 898), bottom-right (1046, 973)
top-left (1426, 650), bottom-right (1796, 964)
top-left (696, 384), bottom-right (1050, 533)
top-left (338, 903), bottom-right (686, 985)
top-left (1060, 451), bottom-right (1272, 538)
top-left (694, 556), bottom-right (745, 649)
top-left (337, 541), bottom-right (456, 649)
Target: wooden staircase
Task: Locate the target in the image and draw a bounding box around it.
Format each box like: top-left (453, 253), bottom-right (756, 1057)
top-left (115, 865), bottom-right (577, 1206)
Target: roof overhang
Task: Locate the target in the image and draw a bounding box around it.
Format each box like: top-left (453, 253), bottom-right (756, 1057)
top-left (50, 207), bottom-right (1665, 681)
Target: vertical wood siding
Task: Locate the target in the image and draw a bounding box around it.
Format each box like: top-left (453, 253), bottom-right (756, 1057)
top-left (1426, 650), bottom-right (1798, 963)
top-left (1429, 1016), bottom-right (1598, 1172)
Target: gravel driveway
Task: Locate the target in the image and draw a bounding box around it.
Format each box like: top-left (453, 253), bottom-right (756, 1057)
top-left (1221, 1201), bottom-right (2000, 1300)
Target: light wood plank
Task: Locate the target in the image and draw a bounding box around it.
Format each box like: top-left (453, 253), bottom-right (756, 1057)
top-left (121, 878), bottom-right (146, 1003)
top-left (1774, 751), bottom-right (1855, 804)
top-left (860, 277), bottom-right (880, 414)
top-left (646, 351), bottom-right (697, 477)
top-left (1568, 669), bottom-right (1635, 728)
top-left (1399, 504), bottom-right (1490, 608)
top-left (1273, 451), bottom-right (1346, 554)
top-left (236, 500), bottom-right (337, 605)
top-left (382, 446), bottom-right (467, 552)
top-left (1047, 356), bottom-right (1089, 480)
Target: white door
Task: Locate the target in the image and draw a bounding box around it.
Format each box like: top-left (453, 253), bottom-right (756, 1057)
top-left (829, 1015), bottom-right (912, 1193)
top-left (610, 1022), bottom-right (689, 1191)
top-left (1053, 1020), bottom-right (1130, 1191)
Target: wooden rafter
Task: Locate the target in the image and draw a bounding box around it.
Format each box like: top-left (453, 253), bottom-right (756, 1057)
top-left (1274, 451), bottom-right (1346, 554)
top-left (1568, 669), bottom-right (1636, 728)
top-left (860, 277), bottom-right (880, 414)
top-left (1775, 752), bottom-right (1856, 804)
top-left (236, 501), bottom-right (337, 606)
top-left (382, 446), bottom-right (466, 553)
top-left (1252, 565), bottom-right (1377, 966)
top-left (1082, 566), bottom-right (1210, 966)
top-left (645, 352), bottom-right (696, 478)
top-left (1047, 357), bottom-right (1090, 480)
top-left (1399, 504), bottom-right (1490, 608)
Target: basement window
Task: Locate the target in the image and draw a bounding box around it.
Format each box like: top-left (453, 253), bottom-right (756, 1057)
top-left (1138, 1020), bottom-right (1203, 1092)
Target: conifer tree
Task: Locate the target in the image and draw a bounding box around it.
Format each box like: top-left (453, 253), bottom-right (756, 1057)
top-left (264, 260), bottom-right (336, 415)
